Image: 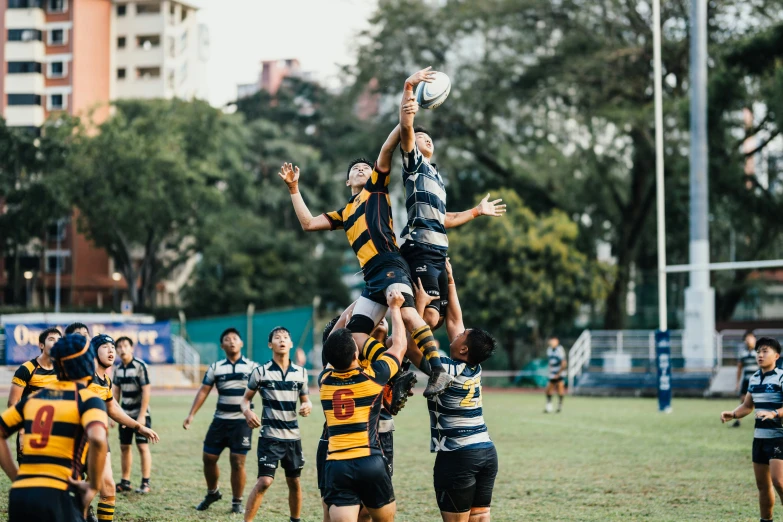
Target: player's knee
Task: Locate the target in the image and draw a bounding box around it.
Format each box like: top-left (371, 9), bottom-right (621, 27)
top-left (255, 476), bottom-right (273, 491)
top-left (229, 455), bottom-right (246, 472)
top-left (120, 444), bottom-right (131, 453)
top-left (286, 475), bottom-right (300, 488)
top-left (424, 308), bottom-right (440, 330)
top-left (772, 475), bottom-right (783, 491)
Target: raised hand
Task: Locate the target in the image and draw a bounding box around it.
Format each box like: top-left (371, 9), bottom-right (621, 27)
top-left (476, 193), bottom-right (507, 217)
top-left (278, 162), bottom-right (300, 192)
top-left (415, 278), bottom-right (437, 307)
top-left (402, 98), bottom-right (419, 116)
top-left (405, 66), bottom-right (437, 89)
top-left (386, 289), bottom-right (405, 309)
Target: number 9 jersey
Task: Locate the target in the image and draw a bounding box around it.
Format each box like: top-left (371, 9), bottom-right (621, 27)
top-left (319, 338), bottom-right (400, 461)
top-left (0, 381), bottom-right (108, 490)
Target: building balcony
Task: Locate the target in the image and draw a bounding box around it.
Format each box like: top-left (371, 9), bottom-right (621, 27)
top-left (5, 40), bottom-right (45, 61)
top-left (5, 105), bottom-right (45, 127)
top-left (5, 72), bottom-right (45, 93)
top-left (5, 6), bottom-right (46, 29)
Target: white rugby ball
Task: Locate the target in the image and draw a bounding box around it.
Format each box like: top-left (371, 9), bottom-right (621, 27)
top-left (415, 71), bottom-right (451, 110)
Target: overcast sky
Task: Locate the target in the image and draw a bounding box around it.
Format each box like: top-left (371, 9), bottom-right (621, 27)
top-left (192, 0), bottom-right (378, 107)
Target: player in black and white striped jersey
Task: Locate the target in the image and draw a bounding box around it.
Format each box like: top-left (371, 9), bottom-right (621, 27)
top-left (112, 336), bottom-right (153, 494)
top-left (183, 328), bottom-right (259, 515)
top-left (733, 331), bottom-right (759, 428)
top-left (240, 327), bottom-right (311, 522)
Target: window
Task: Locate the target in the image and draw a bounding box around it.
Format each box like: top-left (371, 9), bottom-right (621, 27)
top-left (47, 0), bottom-right (66, 13)
top-left (181, 7), bottom-right (188, 21)
top-left (180, 30), bottom-right (188, 52)
top-left (45, 251), bottom-right (71, 274)
top-left (8, 61), bottom-right (42, 73)
top-left (117, 68), bottom-right (126, 79)
top-left (48, 61), bottom-right (65, 78)
top-left (48, 28), bottom-right (66, 45)
top-left (137, 34), bottom-right (160, 50)
top-left (116, 4), bottom-right (126, 16)
top-left (49, 93), bottom-right (65, 110)
top-left (136, 66), bottom-right (161, 79)
top-left (136, 3), bottom-right (161, 14)
top-left (117, 36), bottom-right (126, 49)
top-left (7, 94), bottom-right (42, 106)
top-left (8, 0), bottom-right (43, 8)
top-left (8, 29), bottom-right (43, 42)
top-left (168, 36), bottom-right (176, 58)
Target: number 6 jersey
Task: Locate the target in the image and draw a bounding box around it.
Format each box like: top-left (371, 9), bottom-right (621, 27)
top-left (319, 337), bottom-right (399, 461)
top-left (427, 356), bottom-right (493, 452)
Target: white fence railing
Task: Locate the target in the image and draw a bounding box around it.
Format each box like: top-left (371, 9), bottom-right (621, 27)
top-left (172, 334), bottom-right (201, 384)
top-left (567, 330), bottom-right (591, 394)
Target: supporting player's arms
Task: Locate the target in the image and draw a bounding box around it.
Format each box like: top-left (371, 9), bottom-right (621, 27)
top-left (444, 258), bottom-right (465, 342)
top-left (107, 399), bottom-right (159, 442)
top-left (721, 391), bottom-right (754, 422)
top-left (444, 194), bottom-right (507, 229)
top-left (278, 162), bottom-right (332, 231)
top-left (400, 67), bottom-right (436, 153)
top-left (384, 290), bottom-right (408, 362)
top-left (183, 383), bottom-right (212, 429)
top-left (0, 438), bottom-right (18, 480)
top-left (414, 277), bottom-right (437, 318)
top-left (241, 388), bottom-right (261, 428)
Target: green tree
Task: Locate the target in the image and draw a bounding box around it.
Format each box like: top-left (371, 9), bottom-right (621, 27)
top-left (64, 99), bottom-right (242, 309)
top-left (449, 190), bottom-right (610, 370)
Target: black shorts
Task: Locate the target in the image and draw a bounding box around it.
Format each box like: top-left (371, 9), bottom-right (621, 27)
top-left (401, 242), bottom-right (449, 316)
top-left (348, 253), bottom-right (415, 334)
top-left (9, 487), bottom-right (84, 522)
top-left (203, 418), bottom-right (253, 455)
top-left (753, 438), bottom-right (783, 465)
top-left (119, 416), bottom-right (151, 445)
top-left (433, 446), bottom-right (498, 513)
top-left (740, 379), bottom-right (750, 396)
top-left (549, 377), bottom-right (563, 384)
top-left (380, 431), bottom-right (394, 476)
top-left (256, 437), bottom-right (304, 478)
top-left (317, 429), bottom-right (329, 495)
top-left (323, 455), bottom-right (394, 510)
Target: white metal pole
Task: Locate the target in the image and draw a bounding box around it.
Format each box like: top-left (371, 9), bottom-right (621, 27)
top-left (653, 0), bottom-right (667, 332)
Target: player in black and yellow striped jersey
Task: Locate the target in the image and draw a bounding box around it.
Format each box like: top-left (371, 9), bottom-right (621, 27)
top-left (81, 334), bottom-right (160, 522)
top-left (0, 333), bottom-right (109, 522)
top-left (318, 289), bottom-right (408, 522)
top-left (279, 88), bottom-right (453, 399)
top-left (8, 327), bottom-right (62, 463)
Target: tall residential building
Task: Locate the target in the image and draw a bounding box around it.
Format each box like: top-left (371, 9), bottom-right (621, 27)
top-left (237, 58), bottom-right (310, 99)
top-left (0, 0), bottom-right (205, 308)
top-left (111, 0), bottom-right (208, 101)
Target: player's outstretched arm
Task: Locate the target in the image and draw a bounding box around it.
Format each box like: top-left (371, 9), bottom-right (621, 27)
top-left (376, 124), bottom-right (402, 173)
top-left (107, 399), bottom-right (159, 443)
top-left (444, 258), bottom-right (465, 342)
top-left (279, 162), bottom-right (332, 231)
top-left (445, 193), bottom-right (507, 229)
top-left (721, 391), bottom-right (754, 423)
top-left (183, 383), bottom-right (212, 429)
top-left (400, 67), bottom-right (436, 152)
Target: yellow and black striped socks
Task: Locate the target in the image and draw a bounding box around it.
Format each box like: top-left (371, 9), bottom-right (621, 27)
top-left (412, 325), bottom-right (444, 371)
top-left (97, 496), bottom-right (115, 521)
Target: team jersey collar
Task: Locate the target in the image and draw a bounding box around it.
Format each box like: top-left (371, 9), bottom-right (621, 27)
top-left (762, 368), bottom-right (779, 377)
top-left (269, 359), bottom-right (296, 376)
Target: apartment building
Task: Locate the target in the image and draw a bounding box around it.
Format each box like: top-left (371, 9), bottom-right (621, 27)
top-left (111, 0), bottom-right (208, 100)
top-left (237, 58), bottom-right (309, 99)
top-left (0, 0), bottom-right (206, 308)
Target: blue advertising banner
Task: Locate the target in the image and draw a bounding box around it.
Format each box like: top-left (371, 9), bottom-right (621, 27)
top-left (5, 322), bottom-right (173, 365)
top-left (655, 329), bottom-right (672, 412)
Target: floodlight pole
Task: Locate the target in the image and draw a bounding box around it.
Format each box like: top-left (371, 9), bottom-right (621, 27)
top-left (653, 0), bottom-right (667, 333)
top-left (683, 0), bottom-right (714, 369)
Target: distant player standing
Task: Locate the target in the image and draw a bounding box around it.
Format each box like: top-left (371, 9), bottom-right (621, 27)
top-left (183, 328), bottom-right (259, 515)
top-left (7, 327), bottom-right (61, 462)
top-left (721, 337), bottom-right (783, 522)
top-left (733, 331), bottom-right (759, 428)
top-left (112, 337), bottom-right (153, 493)
top-left (240, 327), bottom-right (311, 522)
top-left (544, 336), bottom-right (567, 413)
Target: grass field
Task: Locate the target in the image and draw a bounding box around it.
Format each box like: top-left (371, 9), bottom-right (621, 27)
top-left (0, 391), bottom-right (770, 521)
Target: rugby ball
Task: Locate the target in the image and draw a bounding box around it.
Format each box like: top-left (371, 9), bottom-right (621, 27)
top-left (415, 72), bottom-right (451, 110)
